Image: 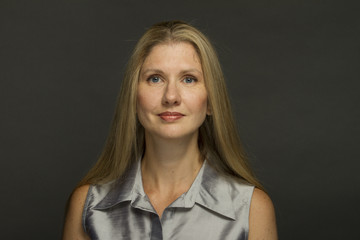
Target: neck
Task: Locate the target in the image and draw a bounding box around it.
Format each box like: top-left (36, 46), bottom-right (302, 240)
top-left (141, 132), bottom-right (203, 192)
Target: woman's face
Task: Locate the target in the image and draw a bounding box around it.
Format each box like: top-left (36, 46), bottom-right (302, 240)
top-left (137, 42), bottom-right (210, 140)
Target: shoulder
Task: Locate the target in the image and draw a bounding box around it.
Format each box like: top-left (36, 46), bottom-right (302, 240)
top-left (62, 185), bottom-right (91, 240)
top-left (70, 184), bottom-right (91, 207)
top-left (248, 188), bottom-right (278, 240)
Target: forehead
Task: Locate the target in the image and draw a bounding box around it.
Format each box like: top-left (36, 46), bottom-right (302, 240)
top-left (141, 42), bottom-right (202, 71)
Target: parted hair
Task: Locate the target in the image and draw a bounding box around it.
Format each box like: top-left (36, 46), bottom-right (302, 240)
top-left (79, 20), bottom-right (262, 189)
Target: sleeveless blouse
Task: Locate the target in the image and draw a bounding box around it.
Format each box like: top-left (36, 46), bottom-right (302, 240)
top-left (83, 160), bottom-right (254, 240)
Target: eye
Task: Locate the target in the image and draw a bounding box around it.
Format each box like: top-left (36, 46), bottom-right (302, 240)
top-left (147, 75), bottom-right (161, 83)
top-left (183, 76), bottom-right (197, 84)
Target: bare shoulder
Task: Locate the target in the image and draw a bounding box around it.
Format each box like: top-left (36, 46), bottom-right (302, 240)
top-left (69, 185), bottom-right (90, 209)
top-left (248, 188), bottom-right (278, 240)
top-left (62, 184), bottom-right (91, 240)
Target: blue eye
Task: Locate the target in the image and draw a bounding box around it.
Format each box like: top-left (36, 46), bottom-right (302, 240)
top-left (148, 76), bottom-right (160, 83)
top-left (184, 77), bottom-right (196, 84)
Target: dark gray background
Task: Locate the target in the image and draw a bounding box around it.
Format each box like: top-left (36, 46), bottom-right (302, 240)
top-left (1, 0), bottom-right (359, 239)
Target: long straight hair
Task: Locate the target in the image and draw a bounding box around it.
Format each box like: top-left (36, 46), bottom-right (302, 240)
top-left (79, 21), bottom-right (262, 189)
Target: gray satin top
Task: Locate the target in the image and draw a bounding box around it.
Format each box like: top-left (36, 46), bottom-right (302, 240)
top-left (83, 160), bottom-right (254, 240)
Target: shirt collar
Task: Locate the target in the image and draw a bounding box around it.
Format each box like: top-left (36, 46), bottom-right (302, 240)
top-left (94, 159), bottom-right (236, 220)
top-left (195, 161), bottom-right (237, 220)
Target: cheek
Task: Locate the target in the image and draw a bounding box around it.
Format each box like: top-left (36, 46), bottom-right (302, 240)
top-left (136, 94), bottom-right (149, 128)
top-left (189, 91), bottom-right (208, 115)
top-left (137, 94), bottom-right (147, 111)
top-left (137, 89), bottom-right (157, 115)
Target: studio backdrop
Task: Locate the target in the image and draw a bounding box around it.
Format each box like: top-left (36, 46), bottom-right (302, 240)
top-left (1, 0), bottom-right (359, 239)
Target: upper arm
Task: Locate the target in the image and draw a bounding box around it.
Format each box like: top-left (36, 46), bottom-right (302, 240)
top-left (248, 188), bottom-right (278, 240)
top-left (62, 185), bottom-right (91, 240)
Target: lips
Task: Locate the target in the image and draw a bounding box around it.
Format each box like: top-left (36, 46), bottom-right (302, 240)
top-left (158, 111), bottom-right (184, 121)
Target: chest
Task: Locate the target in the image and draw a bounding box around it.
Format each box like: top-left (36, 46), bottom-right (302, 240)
top-left (85, 203), bottom-right (249, 240)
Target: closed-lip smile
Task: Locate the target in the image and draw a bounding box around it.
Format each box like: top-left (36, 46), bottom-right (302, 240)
top-left (158, 111), bottom-right (184, 121)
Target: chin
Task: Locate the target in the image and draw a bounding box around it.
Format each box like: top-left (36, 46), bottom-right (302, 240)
top-left (157, 132), bottom-right (192, 140)
top-left (149, 129), bottom-right (199, 141)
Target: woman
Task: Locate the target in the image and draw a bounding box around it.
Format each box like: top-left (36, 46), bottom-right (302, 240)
top-left (63, 20), bottom-right (277, 240)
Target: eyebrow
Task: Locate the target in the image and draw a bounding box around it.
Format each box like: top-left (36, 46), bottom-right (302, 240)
top-left (141, 69), bottom-right (164, 76)
top-left (141, 68), bottom-right (203, 76)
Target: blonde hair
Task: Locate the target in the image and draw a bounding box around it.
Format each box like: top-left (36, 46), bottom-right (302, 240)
top-left (79, 20), bottom-right (262, 189)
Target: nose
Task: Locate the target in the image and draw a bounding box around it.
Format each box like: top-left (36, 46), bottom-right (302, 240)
top-left (162, 81), bottom-right (181, 106)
